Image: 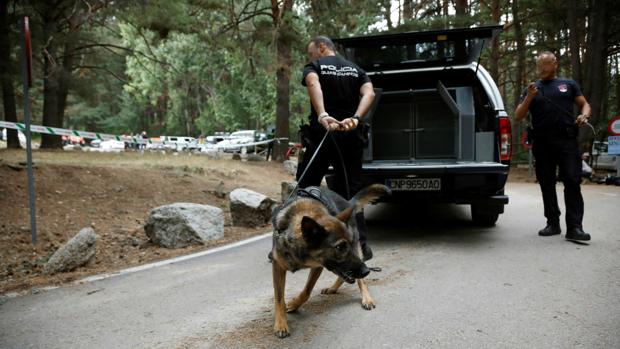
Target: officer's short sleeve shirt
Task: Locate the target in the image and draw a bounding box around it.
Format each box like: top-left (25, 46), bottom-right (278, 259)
top-left (302, 55), bottom-right (371, 120)
top-left (519, 78), bottom-right (583, 132)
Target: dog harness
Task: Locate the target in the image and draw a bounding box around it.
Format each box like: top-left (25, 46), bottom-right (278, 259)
top-left (271, 186), bottom-right (338, 228)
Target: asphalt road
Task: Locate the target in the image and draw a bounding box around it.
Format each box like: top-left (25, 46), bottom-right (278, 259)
top-left (1, 182), bottom-right (619, 349)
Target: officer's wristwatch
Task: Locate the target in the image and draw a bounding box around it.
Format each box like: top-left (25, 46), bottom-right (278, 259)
top-left (351, 115), bottom-right (362, 123)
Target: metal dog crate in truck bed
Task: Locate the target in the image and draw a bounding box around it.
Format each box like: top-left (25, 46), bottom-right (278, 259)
top-left (333, 25), bottom-right (511, 226)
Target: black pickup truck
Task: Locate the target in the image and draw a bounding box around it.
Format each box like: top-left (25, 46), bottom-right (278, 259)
top-left (333, 26), bottom-right (511, 226)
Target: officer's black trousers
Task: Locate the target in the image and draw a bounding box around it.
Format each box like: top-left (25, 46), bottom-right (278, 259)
top-left (296, 125), bottom-right (369, 243)
top-left (533, 138), bottom-right (584, 229)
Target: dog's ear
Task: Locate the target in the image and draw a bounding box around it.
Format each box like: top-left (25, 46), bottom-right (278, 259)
top-left (301, 216), bottom-right (326, 247)
top-left (336, 206), bottom-right (354, 223)
top-left (350, 184), bottom-right (391, 210)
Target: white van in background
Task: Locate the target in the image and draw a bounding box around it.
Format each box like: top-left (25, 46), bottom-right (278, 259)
top-left (160, 136), bottom-right (196, 151)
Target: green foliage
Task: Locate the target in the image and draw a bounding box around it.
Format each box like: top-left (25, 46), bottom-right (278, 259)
top-left (1, 0), bottom-right (618, 147)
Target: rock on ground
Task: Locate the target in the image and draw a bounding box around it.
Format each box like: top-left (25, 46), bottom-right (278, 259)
top-left (246, 154), bottom-right (265, 162)
top-left (214, 180), bottom-right (227, 198)
top-left (144, 203), bottom-right (224, 248)
top-left (44, 227), bottom-right (97, 274)
top-left (229, 188), bottom-right (276, 227)
top-left (281, 181), bottom-right (297, 202)
top-left (283, 160), bottom-right (297, 176)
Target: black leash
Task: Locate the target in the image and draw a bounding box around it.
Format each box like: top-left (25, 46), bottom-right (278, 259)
top-left (284, 130), bottom-right (330, 203)
top-left (284, 125), bottom-right (354, 203)
top-left (330, 133), bottom-right (350, 199)
top-left (535, 81), bottom-right (597, 137)
top-left (541, 94), bottom-right (597, 137)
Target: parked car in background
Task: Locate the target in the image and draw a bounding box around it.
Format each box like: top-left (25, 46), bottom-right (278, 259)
top-left (591, 141), bottom-right (619, 171)
top-left (215, 130), bottom-right (256, 152)
top-left (145, 138), bottom-right (166, 150)
top-left (99, 139), bottom-right (125, 152)
top-left (195, 141), bottom-right (216, 153)
top-left (206, 132), bottom-right (229, 145)
top-left (185, 139), bottom-right (204, 152)
top-left (62, 135), bottom-right (85, 146)
top-left (160, 136), bottom-right (196, 151)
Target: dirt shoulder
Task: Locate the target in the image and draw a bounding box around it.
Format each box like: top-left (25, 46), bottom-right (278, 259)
top-left (0, 148), bottom-right (563, 295)
top-left (0, 149), bottom-right (292, 294)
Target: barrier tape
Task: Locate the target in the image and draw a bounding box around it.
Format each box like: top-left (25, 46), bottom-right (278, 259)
top-left (1, 120), bottom-right (150, 144)
top-left (0, 121), bottom-right (288, 150)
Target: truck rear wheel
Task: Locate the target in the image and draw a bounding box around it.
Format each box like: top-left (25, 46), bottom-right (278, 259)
top-left (471, 204), bottom-right (500, 226)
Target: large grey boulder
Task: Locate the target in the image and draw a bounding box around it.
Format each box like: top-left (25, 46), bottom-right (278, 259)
top-left (144, 203), bottom-right (224, 248)
top-left (44, 227), bottom-right (97, 274)
top-left (283, 160), bottom-right (297, 176)
top-left (229, 188), bottom-right (276, 227)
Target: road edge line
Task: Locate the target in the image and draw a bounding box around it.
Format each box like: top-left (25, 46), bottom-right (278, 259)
top-left (2, 232), bottom-right (272, 298)
top-left (77, 232), bottom-right (272, 283)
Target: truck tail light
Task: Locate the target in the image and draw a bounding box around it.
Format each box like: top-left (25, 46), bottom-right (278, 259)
top-left (499, 117), bottom-right (512, 162)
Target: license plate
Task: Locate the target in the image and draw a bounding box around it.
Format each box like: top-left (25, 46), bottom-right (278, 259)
top-left (386, 178), bottom-right (441, 191)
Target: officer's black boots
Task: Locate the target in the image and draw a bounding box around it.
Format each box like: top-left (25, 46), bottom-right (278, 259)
top-left (565, 227), bottom-right (591, 241)
top-left (538, 224), bottom-right (562, 236)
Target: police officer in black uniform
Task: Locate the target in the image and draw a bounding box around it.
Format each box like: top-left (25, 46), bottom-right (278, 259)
top-left (515, 51), bottom-right (592, 241)
top-left (298, 36), bottom-right (376, 259)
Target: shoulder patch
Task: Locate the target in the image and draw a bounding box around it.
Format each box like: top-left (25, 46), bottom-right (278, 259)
top-left (558, 84), bottom-right (568, 93)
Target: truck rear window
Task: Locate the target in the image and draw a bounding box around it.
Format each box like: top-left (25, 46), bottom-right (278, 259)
top-left (341, 37), bottom-right (484, 71)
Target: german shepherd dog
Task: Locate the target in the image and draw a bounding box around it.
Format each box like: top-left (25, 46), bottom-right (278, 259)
top-left (270, 184), bottom-right (390, 338)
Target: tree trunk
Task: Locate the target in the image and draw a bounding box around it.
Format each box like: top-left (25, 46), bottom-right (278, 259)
top-left (567, 0), bottom-right (582, 85)
top-left (489, 0), bottom-right (500, 83)
top-left (382, 0), bottom-right (393, 29)
top-left (512, 0), bottom-right (526, 156)
top-left (583, 0), bottom-right (610, 126)
top-left (0, 0), bottom-right (20, 148)
top-left (184, 108), bottom-right (191, 136)
top-left (56, 25), bottom-right (79, 141)
top-left (40, 4), bottom-right (62, 148)
top-left (272, 0), bottom-right (293, 162)
top-left (512, 0), bottom-right (526, 111)
top-left (615, 55), bottom-right (620, 116)
top-left (455, 0), bottom-right (467, 15)
top-left (40, 0), bottom-right (107, 148)
top-left (403, 0), bottom-right (413, 20)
